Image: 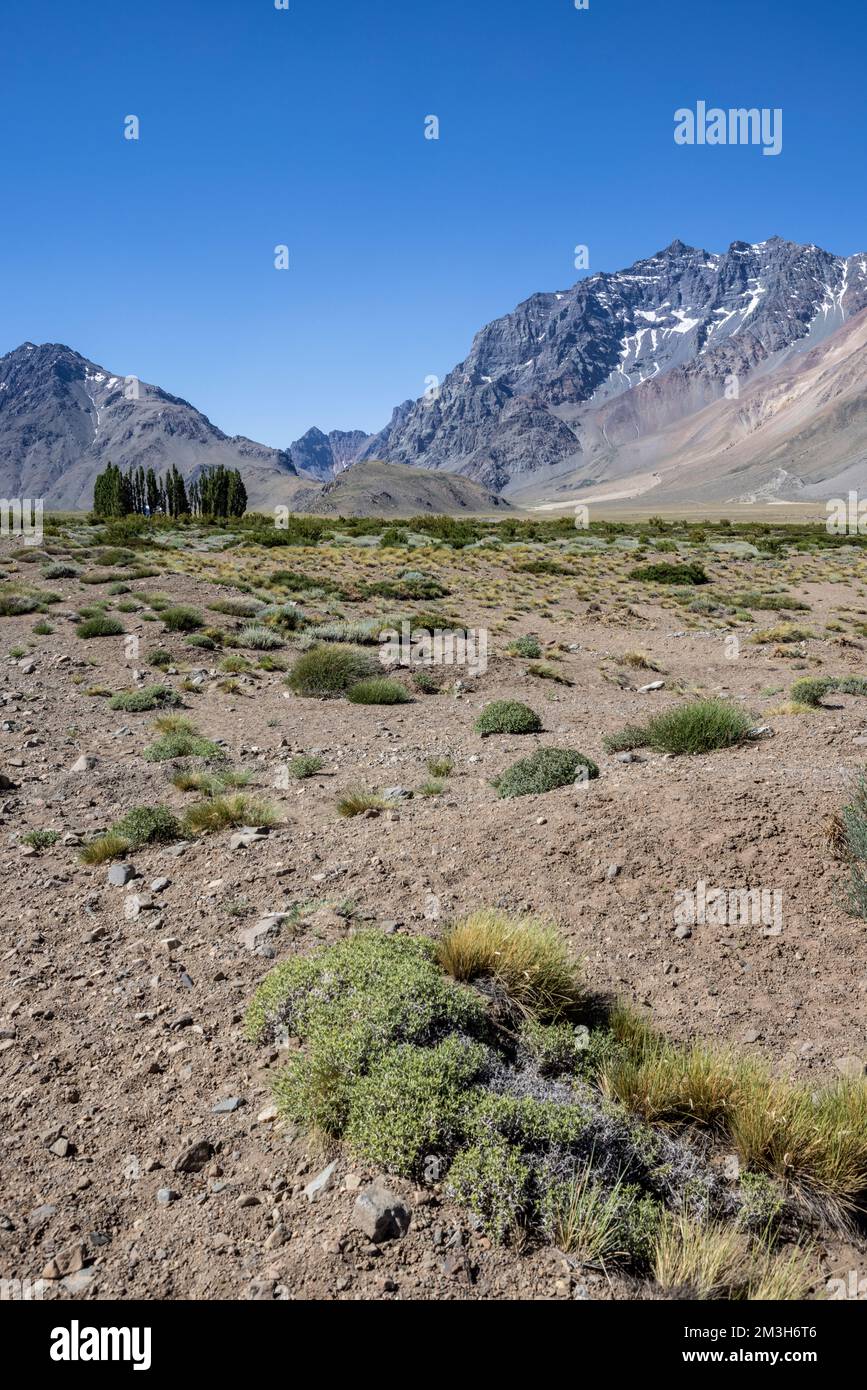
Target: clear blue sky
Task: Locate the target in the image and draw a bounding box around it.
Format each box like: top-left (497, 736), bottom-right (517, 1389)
top-left (2, 0), bottom-right (864, 447)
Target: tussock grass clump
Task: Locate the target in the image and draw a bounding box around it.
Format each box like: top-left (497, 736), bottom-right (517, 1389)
top-left (474, 700), bottom-right (542, 738)
top-left (753, 622), bottom-right (813, 644)
top-left (336, 789), bottom-right (387, 817)
top-left (630, 562), bottom-right (708, 585)
top-left (183, 795), bottom-right (277, 836)
top-left (108, 684), bottom-right (182, 713)
top-left (171, 767), bottom-right (251, 795)
top-left (652, 1214), bottom-right (813, 1301)
top-left (0, 593), bottom-right (41, 616)
top-left (208, 597), bottom-right (263, 618)
top-left (143, 718), bottom-right (225, 762)
top-left (427, 755), bottom-right (453, 778)
top-left (255, 602), bottom-right (306, 631)
top-left (286, 644), bottom-right (376, 698)
top-left (437, 910), bottom-right (584, 1021)
top-left (346, 677), bottom-right (411, 705)
top-left (77, 614), bottom-right (124, 639)
top-left (791, 675), bottom-right (867, 708)
top-left (527, 661), bottom-right (574, 685)
top-left (80, 831), bottom-right (130, 865)
top-left (237, 623), bottom-right (284, 650)
top-left (603, 699), bottom-right (754, 756)
top-left (493, 747), bottom-right (598, 798)
top-left (309, 618), bottom-right (384, 645)
top-left (161, 605), bottom-right (204, 632)
top-left (730, 1077), bottom-right (867, 1214)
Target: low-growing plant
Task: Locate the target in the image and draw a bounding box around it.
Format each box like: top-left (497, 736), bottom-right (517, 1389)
top-left (437, 910), bottom-right (584, 1021)
top-left (493, 747), bottom-right (598, 798)
top-left (285, 754), bottom-right (325, 779)
top-left (286, 644), bottom-right (376, 698)
top-left (108, 683), bottom-right (183, 713)
top-left (77, 614), bottom-right (124, 639)
top-left (183, 794), bottom-right (278, 835)
top-left (346, 677), bottom-right (412, 705)
top-left (631, 562), bottom-right (708, 585)
top-left (475, 700), bottom-right (542, 738)
top-left (603, 699), bottom-right (754, 756)
top-left (161, 605), bottom-right (204, 632)
top-left (22, 829), bottom-right (60, 851)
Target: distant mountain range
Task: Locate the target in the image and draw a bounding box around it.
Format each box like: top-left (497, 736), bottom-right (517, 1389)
top-left (3, 236), bottom-right (867, 512)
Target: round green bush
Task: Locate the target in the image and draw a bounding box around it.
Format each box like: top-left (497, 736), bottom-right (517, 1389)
top-left (286, 644), bottom-right (376, 698)
top-left (475, 700), bottom-right (542, 738)
top-left (494, 748), bottom-right (599, 798)
top-left (161, 605), bottom-right (204, 632)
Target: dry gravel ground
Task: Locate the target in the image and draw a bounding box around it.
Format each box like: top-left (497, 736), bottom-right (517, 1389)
top-left (1, 528), bottom-right (866, 1301)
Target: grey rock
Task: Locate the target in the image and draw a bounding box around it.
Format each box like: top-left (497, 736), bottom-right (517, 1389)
top-left (69, 754), bottom-right (97, 773)
top-left (304, 1160), bottom-right (339, 1203)
top-left (107, 863), bottom-right (137, 887)
top-left (352, 1179), bottom-right (411, 1242)
top-left (211, 1097), bottom-right (245, 1114)
top-left (156, 1188), bottom-right (179, 1205)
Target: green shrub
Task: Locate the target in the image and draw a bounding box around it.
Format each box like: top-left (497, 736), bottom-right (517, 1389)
top-left (630, 562), bottom-right (709, 585)
top-left (114, 805), bottom-right (182, 847)
top-left (77, 615), bottom-right (124, 638)
top-left (161, 605), bottom-right (204, 632)
top-left (237, 623), bottom-right (284, 650)
top-left (494, 747), bottom-right (599, 798)
top-left (286, 644), bottom-right (376, 698)
top-left (109, 684), bottom-right (183, 713)
top-left (508, 634), bottom-right (542, 659)
top-left (346, 677), bottom-right (411, 705)
top-left (791, 675), bottom-right (867, 708)
top-left (22, 829), bottom-right (60, 851)
top-left (286, 754), bottom-right (325, 779)
top-left (0, 594), bottom-right (41, 616)
top-left (475, 700), bottom-right (542, 738)
top-left (42, 563), bottom-right (80, 579)
top-left (603, 699), bottom-right (754, 756)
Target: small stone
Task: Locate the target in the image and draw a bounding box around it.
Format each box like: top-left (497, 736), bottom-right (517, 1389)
top-left (69, 754), bottom-right (97, 773)
top-left (107, 863), bottom-right (137, 887)
top-left (673, 925), bottom-right (692, 940)
top-left (172, 1140), bottom-right (215, 1174)
top-left (49, 1137), bottom-right (71, 1158)
top-left (265, 1224), bottom-right (287, 1250)
top-left (638, 681), bottom-right (665, 693)
top-left (211, 1097), bottom-right (245, 1114)
top-left (156, 1188), bottom-right (179, 1205)
top-left (304, 1160), bottom-right (339, 1203)
top-left (151, 877), bottom-right (171, 893)
top-left (352, 1179), bottom-right (411, 1243)
top-left (42, 1243), bottom-right (87, 1280)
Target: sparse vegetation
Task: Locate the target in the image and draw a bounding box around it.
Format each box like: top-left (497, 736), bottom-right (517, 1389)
top-left (493, 747), bottom-right (598, 798)
top-left (474, 700), bottom-right (542, 737)
top-left (604, 699), bottom-right (754, 756)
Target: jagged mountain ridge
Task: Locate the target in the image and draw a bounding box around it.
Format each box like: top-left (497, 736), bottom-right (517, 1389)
top-left (359, 237), bottom-right (867, 497)
top-left (0, 342), bottom-right (300, 511)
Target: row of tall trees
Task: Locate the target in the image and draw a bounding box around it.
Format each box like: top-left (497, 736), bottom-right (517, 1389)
top-left (92, 463), bottom-right (247, 519)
